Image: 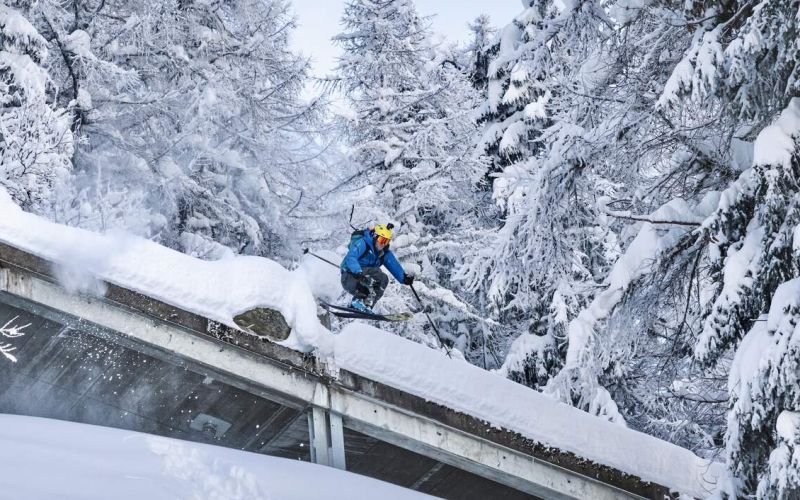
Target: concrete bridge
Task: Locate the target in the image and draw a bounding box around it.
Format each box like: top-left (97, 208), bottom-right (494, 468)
top-left (0, 242), bottom-right (679, 499)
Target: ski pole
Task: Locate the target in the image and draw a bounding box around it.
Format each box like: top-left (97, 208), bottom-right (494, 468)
top-left (303, 248), bottom-right (374, 289)
top-left (409, 283), bottom-right (452, 358)
top-left (348, 205), bottom-right (359, 230)
top-left (303, 248), bottom-right (340, 269)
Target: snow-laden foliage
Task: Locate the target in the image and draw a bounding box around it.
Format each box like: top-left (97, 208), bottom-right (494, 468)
top-left (657, 0), bottom-right (799, 122)
top-left (700, 99), bottom-right (800, 497)
top-left (11, 0), bottom-right (331, 260)
top-left (3, 0), bottom-right (800, 489)
top-left (524, 0), bottom-right (800, 485)
top-left (332, 0), bottom-right (484, 212)
top-left (725, 279), bottom-right (800, 498)
top-left (463, 15), bottom-right (496, 92)
top-left (696, 99), bottom-right (800, 368)
top-left (760, 411), bottom-right (800, 498)
top-left (0, 4), bottom-right (73, 213)
top-left (458, 0), bottom-right (625, 391)
top-left (331, 0), bottom-right (491, 352)
top-left (457, 0), bottom-right (800, 476)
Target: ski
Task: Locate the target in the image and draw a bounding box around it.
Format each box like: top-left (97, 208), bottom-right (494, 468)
top-left (319, 301), bottom-right (372, 313)
top-left (329, 310), bottom-right (413, 322)
top-left (319, 301), bottom-right (413, 322)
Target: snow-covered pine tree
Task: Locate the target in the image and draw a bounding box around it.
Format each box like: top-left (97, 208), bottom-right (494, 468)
top-left (332, 0), bottom-right (432, 178)
top-left (654, 0), bottom-right (800, 369)
top-left (473, 0), bottom-right (553, 180)
top-left (331, 0), bottom-right (489, 350)
top-left (758, 410), bottom-right (800, 498)
top-left (333, 0), bottom-right (482, 202)
top-left (457, 0), bottom-right (625, 391)
top-left (16, 0), bottom-right (326, 260)
top-left (705, 98), bottom-right (800, 497)
top-left (0, 4), bottom-right (73, 214)
top-left (727, 277), bottom-right (800, 497)
top-left (464, 14), bottom-right (496, 93)
top-left (564, 0), bottom-right (800, 474)
top-left (511, 2), bottom-right (799, 462)
top-left (534, 0), bottom-right (745, 442)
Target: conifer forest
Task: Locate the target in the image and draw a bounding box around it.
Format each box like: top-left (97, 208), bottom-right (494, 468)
top-left (2, 0), bottom-right (800, 496)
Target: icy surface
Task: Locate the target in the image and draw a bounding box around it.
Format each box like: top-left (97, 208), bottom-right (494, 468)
top-left (0, 414), bottom-right (431, 500)
top-left (297, 250), bottom-right (343, 303)
top-left (0, 187), bottom-right (720, 495)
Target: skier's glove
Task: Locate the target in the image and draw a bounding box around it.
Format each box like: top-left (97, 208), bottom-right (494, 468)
top-left (356, 272), bottom-right (373, 286)
top-left (403, 274), bottom-right (415, 286)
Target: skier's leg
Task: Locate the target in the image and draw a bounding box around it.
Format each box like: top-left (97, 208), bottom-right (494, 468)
top-left (341, 272), bottom-right (374, 313)
top-left (341, 272), bottom-right (369, 300)
top-left (363, 268), bottom-right (389, 307)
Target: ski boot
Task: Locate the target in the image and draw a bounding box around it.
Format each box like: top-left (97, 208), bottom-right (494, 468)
top-left (350, 298), bottom-right (374, 315)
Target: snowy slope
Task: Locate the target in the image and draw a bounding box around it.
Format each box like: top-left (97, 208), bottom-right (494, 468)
top-left (0, 188), bottom-right (721, 496)
top-left (0, 414), bottom-right (432, 500)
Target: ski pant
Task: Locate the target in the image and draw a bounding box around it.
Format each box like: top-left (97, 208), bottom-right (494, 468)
top-left (341, 267), bottom-right (389, 307)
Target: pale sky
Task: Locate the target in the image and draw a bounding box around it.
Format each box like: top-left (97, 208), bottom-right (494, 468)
top-left (290, 0), bottom-right (523, 79)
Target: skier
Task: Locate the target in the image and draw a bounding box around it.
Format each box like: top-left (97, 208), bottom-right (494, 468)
top-left (340, 223), bottom-right (414, 314)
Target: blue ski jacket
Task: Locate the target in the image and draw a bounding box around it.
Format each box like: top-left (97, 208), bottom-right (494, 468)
top-left (340, 229), bottom-right (406, 282)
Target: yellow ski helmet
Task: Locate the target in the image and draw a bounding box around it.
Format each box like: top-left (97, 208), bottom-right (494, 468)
top-left (372, 223), bottom-right (394, 246)
top-left (373, 223), bottom-right (393, 239)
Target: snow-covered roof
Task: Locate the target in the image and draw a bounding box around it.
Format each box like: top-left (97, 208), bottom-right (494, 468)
top-left (0, 188), bottom-right (721, 496)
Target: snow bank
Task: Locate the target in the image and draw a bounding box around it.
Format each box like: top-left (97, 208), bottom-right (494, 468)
top-left (0, 189), bottom-right (329, 353)
top-left (334, 323), bottom-right (722, 497)
top-left (296, 250), bottom-right (342, 303)
top-left (0, 414), bottom-right (431, 500)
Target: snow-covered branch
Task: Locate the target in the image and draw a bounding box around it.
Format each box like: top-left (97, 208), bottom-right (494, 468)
top-left (603, 210), bottom-right (702, 227)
